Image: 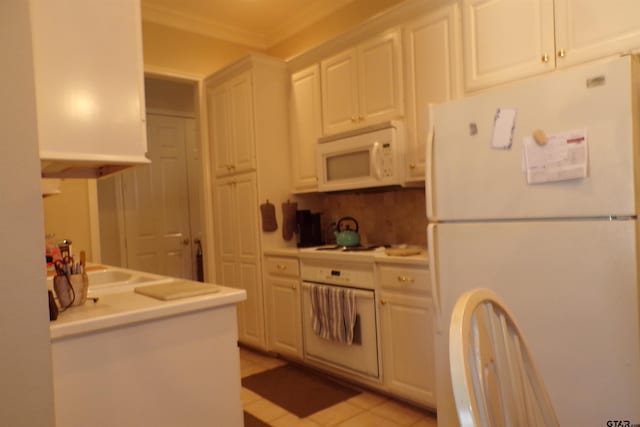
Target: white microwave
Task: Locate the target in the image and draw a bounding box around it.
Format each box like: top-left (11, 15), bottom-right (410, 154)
top-left (317, 121), bottom-right (405, 192)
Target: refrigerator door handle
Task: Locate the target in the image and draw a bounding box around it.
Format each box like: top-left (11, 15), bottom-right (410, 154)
top-left (427, 223), bottom-right (442, 333)
top-left (425, 103), bottom-right (435, 219)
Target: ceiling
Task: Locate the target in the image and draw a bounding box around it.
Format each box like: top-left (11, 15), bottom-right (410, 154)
top-left (141, 0), bottom-right (357, 50)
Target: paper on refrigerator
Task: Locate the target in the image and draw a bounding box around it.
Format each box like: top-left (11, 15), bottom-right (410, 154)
top-left (491, 108), bottom-right (517, 149)
top-left (523, 129), bottom-right (588, 184)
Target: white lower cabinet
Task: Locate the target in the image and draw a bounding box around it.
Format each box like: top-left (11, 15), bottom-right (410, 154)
top-left (264, 256), bottom-right (303, 359)
top-left (378, 263), bottom-right (436, 407)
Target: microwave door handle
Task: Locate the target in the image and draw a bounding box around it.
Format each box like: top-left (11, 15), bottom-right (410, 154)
top-left (371, 141), bottom-right (382, 180)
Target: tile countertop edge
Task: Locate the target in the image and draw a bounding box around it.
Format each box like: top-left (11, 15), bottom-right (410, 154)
top-left (269, 247), bottom-right (429, 267)
top-left (50, 287), bottom-right (247, 341)
top-left (375, 251), bottom-right (429, 266)
top-left (263, 248), bottom-right (300, 257)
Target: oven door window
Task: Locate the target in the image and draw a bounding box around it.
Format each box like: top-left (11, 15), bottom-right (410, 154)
top-left (326, 150), bottom-right (370, 180)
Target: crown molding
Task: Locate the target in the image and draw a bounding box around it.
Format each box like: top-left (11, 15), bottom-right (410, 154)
top-left (142, 0), bottom-right (358, 50)
top-left (265, 0), bottom-right (356, 47)
top-left (141, 3), bottom-right (267, 49)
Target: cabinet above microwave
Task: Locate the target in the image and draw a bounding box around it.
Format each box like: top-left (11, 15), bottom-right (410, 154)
top-left (31, 0), bottom-right (148, 179)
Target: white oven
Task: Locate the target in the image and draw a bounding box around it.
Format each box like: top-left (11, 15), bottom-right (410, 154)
top-left (317, 121), bottom-right (405, 192)
top-left (300, 255), bottom-right (380, 379)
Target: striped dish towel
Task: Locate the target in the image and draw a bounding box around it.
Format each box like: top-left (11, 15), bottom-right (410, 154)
top-left (310, 284), bottom-right (357, 345)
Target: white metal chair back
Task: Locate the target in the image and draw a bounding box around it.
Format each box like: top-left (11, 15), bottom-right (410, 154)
top-left (449, 288), bottom-right (559, 427)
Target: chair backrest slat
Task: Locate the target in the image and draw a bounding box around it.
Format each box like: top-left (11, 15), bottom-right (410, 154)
top-left (449, 288), bottom-right (560, 427)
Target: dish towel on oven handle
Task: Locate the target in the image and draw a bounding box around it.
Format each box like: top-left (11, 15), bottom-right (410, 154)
top-left (310, 284), bottom-right (357, 345)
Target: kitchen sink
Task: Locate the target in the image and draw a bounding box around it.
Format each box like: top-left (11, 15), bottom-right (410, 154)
top-left (87, 269), bottom-right (160, 286)
top-left (47, 265), bottom-right (172, 296)
top-left (85, 267), bottom-right (170, 295)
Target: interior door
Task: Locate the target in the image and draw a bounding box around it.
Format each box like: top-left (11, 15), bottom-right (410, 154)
top-left (123, 114), bottom-right (193, 279)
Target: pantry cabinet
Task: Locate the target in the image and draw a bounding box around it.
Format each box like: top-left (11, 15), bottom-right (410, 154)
top-left (320, 30), bottom-right (403, 135)
top-left (263, 256), bottom-right (303, 359)
top-left (207, 71), bottom-right (256, 176)
top-left (31, 0), bottom-right (148, 178)
top-left (289, 65), bottom-right (322, 193)
top-left (214, 173), bottom-right (265, 348)
top-left (403, 4), bottom-right (462, 182)
top-left (462, 0), bottom-right (640, 92)
top-left (206, 55), bottom-right (292, 350)
top-left (378, 262), bottom-right (436, 407)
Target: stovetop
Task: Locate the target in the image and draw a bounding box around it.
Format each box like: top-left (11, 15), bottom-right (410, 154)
top-left (298, 245), bottom-right (386, 264)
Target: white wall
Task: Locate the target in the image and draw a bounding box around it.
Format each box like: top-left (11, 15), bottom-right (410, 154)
top-left (0, 1), bottom-right (55, 426)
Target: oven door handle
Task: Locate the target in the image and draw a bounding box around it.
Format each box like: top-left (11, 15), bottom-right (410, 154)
top-left (301, 282), bottom-right (374, 300)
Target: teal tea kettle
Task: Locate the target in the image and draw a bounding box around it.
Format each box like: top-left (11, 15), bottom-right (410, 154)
top-left (335, 217), bottom-right (360, 247)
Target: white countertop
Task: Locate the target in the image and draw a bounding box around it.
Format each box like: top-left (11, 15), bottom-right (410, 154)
top-left (50, 273), bottom-right (246, 341)
top-left (266, 246), bottom-right (429, 267)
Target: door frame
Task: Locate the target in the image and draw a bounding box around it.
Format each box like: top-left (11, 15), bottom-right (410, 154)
top-left (91, 66), bottom-right (216, 282)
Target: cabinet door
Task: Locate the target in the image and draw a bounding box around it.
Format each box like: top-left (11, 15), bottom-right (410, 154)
top-left (31, 0), bottom-right (147, 164)
top-left (266, 275), bottom-right (302, 359)
top-left (214, 173), bottom-right (265, 349)
top-left (403, 5), bottom-right (461, 182)
top-left (234, 173), bottom-right (260, 261)
top-left (213, 177), bottom-right (236, 261)
top-left (554, 0), bottom-right (640, 68)
top-left (462, 0), bottom-right (555, 92)
top-left (380, 293), bottom-right (436, 406)
top-left (358, 30), bottom-right (403, 125)
top-left (207, 84), bottom-right (232, 176)
top-left (290, 65), bottom-right (322, 193)
top-left (234, 173), bottom-right (265, 348)
top-left (229, 72), bottom-right (256, 174)
top-left (237, 260), bottom-right (265, 348)
top-left (321, 49), bottom-right (359, 135)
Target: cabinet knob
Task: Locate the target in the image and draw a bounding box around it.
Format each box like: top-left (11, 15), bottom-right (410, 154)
top-left (358, 115), bottom-right (364, 121)
top-left (380, 299), bottom-right (387, 305)
top-left (182, 238), bottom-right (190, 245)
top-left (276, 264), bottom-right (287, 271)
top-left (557, 49), bottom-right (566, 58)
top-left (397, 275), bottom-right (415, 283)
top-left (409, 163), bottom-right (416, 169)
top-left (351, 116), bottom-right (357, 122)
top-left (541, 53), bottom-right (549, 63)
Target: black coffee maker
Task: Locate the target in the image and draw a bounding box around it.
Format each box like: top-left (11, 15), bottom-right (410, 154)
top-left (296, 210), bottom-right (324, 247)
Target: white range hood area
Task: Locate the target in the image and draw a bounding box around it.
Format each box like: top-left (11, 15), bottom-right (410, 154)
top-left (30, 0), bottom-right (149, 179)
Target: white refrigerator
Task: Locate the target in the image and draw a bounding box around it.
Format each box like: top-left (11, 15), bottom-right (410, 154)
top-left (427, 55), bottom-right (640, 426)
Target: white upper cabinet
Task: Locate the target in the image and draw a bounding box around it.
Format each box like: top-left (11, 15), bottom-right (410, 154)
top-left (403, 4), bottom-right (462, 182)
top-left (554, 0), bottom-right (640, 68)
top-left (321, 30), bottom-right (403, 135)
top-left (31, 0), bottom-right (148, 178)
top-left (463, 0), bottom-right (640, 92)
top-left (461, 0), bottom-right (556, 92)
top-left (289, 65), bottom-right (322, 193)
top-left (207, 71), bottom-right (256, 177)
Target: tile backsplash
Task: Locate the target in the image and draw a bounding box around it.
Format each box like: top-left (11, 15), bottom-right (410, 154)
top-left (318, 188), bottom-right (428, 246)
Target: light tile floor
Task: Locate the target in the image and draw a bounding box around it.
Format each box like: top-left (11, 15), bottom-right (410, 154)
top-left (240, 347), bottom-right (437, 427)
